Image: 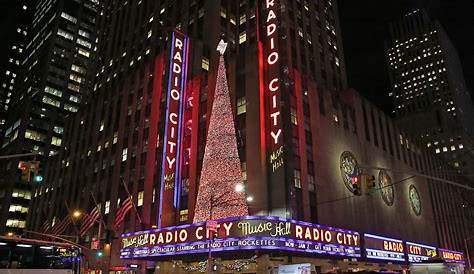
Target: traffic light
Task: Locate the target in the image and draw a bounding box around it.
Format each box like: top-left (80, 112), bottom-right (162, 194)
top-left (29, 161), bottom-right (43, 184)
top-left (365, 175), bottom-right (376, 190)
top-left (351, 174), bottom-right (362, 196)
top-left (105, 229), bottom-right (112, 245)
top-left (18, 161), bottom-right (31, 182)
top-left (96, 250), bottom-right (104, 257)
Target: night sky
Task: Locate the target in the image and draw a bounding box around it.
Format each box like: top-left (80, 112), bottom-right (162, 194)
top-left (338, 0), bottom-right (474, 115)
top-left (0, 1), bottom-right (473, 116)
top-left (0, 1), bottom-right (23, 67)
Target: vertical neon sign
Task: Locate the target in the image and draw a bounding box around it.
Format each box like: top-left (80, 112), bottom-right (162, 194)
top-left (158, 31), bottom-right (189, 228)
top-left (263, 0), bottom-right (284, 172)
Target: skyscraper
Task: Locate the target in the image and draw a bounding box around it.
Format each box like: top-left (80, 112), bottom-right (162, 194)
top-left (0, 0), bottom-right (33, 137)
top-left (28, 0), bottom-right (471, 271)
top-left (387, 9), bottom-right (474, 173)
top-left (0, 0), bottom-right (99, 234)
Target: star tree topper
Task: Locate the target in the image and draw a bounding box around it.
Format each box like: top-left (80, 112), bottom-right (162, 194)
top-left (216, 39), bottom-right (227, 55)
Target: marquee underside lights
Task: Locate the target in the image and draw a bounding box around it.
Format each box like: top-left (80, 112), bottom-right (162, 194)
top-left (263, 0), bottom-right (284, 172)
top-left (158, 31), bottom-right (189, 228)
top-left (120, 217), bottom-right (465, 264)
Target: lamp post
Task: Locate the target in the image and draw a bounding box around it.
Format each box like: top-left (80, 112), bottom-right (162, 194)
top-left (71, 209), bottom-right (83, 274)
top-left (206, 182), bottom-right (249, 273)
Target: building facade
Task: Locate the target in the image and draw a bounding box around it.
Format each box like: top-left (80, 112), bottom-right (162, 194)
top-left (27, 0), bottom-right (472, 271)
top-left (0, 0), bottom-right (33, 137)
top-left (0, 0), bottom-right (99, 234)
top-left (386, 9), bottom-right (474, 174)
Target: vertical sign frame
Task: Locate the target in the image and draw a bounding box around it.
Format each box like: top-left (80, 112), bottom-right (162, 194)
top-left (158, 31), bottom-right (189, 228)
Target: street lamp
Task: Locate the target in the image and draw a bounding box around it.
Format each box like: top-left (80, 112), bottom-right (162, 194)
top-left (72, 210), bottom-right (82, 219)
top-left (234, 182), bottom-right (245, 193)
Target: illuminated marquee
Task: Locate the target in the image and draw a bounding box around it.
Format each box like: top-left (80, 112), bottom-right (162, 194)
top-left (120, 216), bottom-right (361, 259)
top-left (159, 31), bottom-right (189, 227)
top-left (364, 233), bottom-right (405, 262)
top-left (406, 242), bottom-right (437, 263)
top-left (439, 248), bottom-right (465, 264)
top-left (262, 0), bottom-right (284, 172)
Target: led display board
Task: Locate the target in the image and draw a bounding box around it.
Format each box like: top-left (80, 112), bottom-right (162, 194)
top-left (120, 216), bottom-right (361, 259)
top-left (439, 248), bottom-right (465, 264)
top-left (406, 242), bottom-right (437, 263)
top-left (364, 233), bottom-right (405, 262)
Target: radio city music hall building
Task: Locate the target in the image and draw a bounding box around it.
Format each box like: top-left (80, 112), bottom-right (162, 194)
top-left (27, 0), bottom-right (472, 272)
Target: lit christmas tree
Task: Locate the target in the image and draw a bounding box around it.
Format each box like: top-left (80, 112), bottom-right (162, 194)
top-left (193, 41), bottom-right (249, 222)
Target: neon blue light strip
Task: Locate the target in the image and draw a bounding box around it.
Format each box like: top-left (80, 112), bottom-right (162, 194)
top-left (364, 233), bottom-right (403, 243)
top-left (406, 241), bottom-right (436, 250)
top-left (158, 32), bottom-right (176, 229)
top-left (173, 35), bottom-right (188, 208)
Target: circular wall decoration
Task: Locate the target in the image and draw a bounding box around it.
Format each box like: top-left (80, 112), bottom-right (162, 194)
top-left (339, 151), bottom-right (360, 194)
top-left (378, 169), bottom-right (394, 206)
top-left (409, 184), bottom-right (422, 216)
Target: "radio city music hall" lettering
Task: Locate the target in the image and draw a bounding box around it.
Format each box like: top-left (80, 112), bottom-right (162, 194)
top-left (264, 0), bottom-right (282, 146)
top-left (164, 35), bottom-right (185, 175)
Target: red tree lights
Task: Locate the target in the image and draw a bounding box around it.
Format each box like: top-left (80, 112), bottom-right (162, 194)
top-left (193, 53), bottom-right (248, 223)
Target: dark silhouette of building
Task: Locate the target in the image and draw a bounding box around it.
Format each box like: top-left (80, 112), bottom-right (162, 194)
top-left (0, 0), bottom-right (99, 235)
top-left (387, 9), bottom-right (474, 174)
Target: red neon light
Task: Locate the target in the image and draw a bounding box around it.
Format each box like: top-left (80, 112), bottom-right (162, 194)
top-left (263, 0), bottom-right (284, 172)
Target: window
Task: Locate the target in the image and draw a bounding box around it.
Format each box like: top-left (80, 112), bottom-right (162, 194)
top-left (78, 48), bottom-right (90, 57)
top-left (78, 29), bottom-right (90, 38)
top-left (6, 219), bottom-right (26, 228)
top-left (51, 136), bottom-right (62, 146)
top-left (45, 86), bottom-right (62, 97)
top-left (137, 191), bottom-right (144, 206)
top-left (64, 104), bottom-right (78, 112)
top-left (179, 209), bottom-right (188, 222)
top-left (241, 162), bottom-right (247, 181)
top-left (291, 109), bottom-right (298, 125)
top-left (77, 38), bottom-right (92, 49)
top-left (71, 64), bottom-right (86, 74)
top-left (60, 12), bottom-right (77, 23)
top-left (239, 32), bottom-right (246, 44)
top-left (201, 58), bottom-right (209, 71)
top-left (25, 129), bottom-right (45, 142)
top-left (237, 97), bottom-right (246, 115)
top-left (57, 29), bottom-right (74, 40)
top-left (105, 200), bottom-right (110, 214)
top-left (42, 96), bottom-right (61, 107)
top-left (53, 126), bottom-right (64, 134)
top-left (69, 74), bottom-right (83, 83)
top-left (122, 148), bottom-right (128, 162)
top-left (68, 83), bottom-right (80, 92)
top-left (69, 95), bottom-right (80, 103)
top-left (308, 175), bottom-right (315, 192)
top-left (240, 14), bottom-right (247, 25)
top-left (12, 189), bottom-right (31, 199)
top-left (9, 205), bottom-right (28, 213)
top-left (294, 170), bottom-right (301, 188)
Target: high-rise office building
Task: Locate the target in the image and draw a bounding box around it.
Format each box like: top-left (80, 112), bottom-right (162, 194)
top-left (0, 0), bottom-right (99, 235)
top-left (27, 0), bottom-right (471, 271)
top-left (0, 0), bottom-right (33, 137)
top-left (387, 9), bottom-right (474, 174)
